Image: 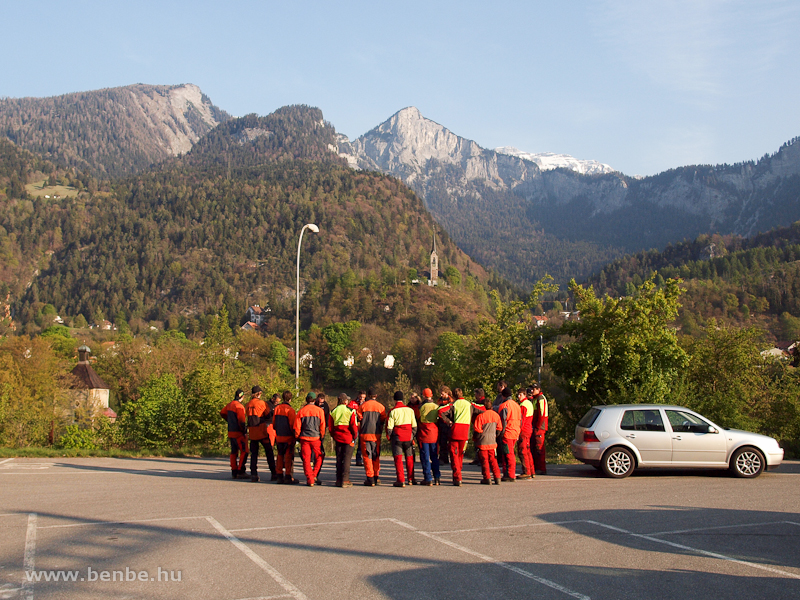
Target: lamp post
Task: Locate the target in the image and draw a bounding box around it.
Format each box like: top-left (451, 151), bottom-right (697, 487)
top-left (296, 223), bottom-right (319, 391)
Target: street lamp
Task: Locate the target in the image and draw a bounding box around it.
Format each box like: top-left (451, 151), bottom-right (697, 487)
top-left (296, 223), bottom-right (319, 391)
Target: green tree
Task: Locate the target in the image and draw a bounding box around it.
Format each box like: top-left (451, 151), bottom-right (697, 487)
top-left (202, 306), bottom-right (236, 375)
top-left (682, 321), bottom-right (767, 430)
top-left (119, 374), bottom-right (187, 450)
top-left (466, 277), bottom-right (558, 392)
top-left (549, 277), bottom-right (687, 415)
top-left (429, 331), bottom-right (467, 388)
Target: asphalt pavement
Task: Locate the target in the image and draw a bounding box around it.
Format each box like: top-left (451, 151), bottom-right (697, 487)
top-left (1, 456), bottom-right (798, 600)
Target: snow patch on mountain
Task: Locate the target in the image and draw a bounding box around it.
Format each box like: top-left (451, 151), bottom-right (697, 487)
top-left (495, 146), bottom-right (616, 175)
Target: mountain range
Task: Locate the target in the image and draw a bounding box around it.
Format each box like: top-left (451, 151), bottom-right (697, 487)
top-left (1, 84), bottom-right (799, 293)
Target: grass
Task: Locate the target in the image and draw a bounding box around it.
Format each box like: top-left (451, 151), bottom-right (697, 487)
top-left (25, 180), bottom-right (79, 198)
top-left (0, 447), bottom-right (228, 459)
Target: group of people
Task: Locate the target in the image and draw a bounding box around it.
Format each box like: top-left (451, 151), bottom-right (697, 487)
top-left (220, 381), bottom-right (548, 487)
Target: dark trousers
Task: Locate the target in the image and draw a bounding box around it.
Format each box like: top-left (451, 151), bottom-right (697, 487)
top-left (334, 441), bottom-right (354, 483)
top-left (249, 438), bottom-right (276, 476)
top-left (438, 428), bottom-right (450, 464)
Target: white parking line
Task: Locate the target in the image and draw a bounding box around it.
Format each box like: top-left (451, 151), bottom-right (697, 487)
top-left (389, 519), bottom-right (591, 600)
top-left (21, 513), bottom-right (37, 600)
top-left (427, 519), bottom-right (584, 535)
top-left (0, 458), bottom-right (14, 464)
top-left (647, 520), bottom-right (787, 536)
top-left (229, 518), bottom-right (391, 533)
top-left (38, 515), bottom-right (207, 529)
top-left (585, 520), bottom-right (800, 580)
top-left (232, 596), bottom-right (294, 600)
top-left (206, 517), bottom-right (308, 600)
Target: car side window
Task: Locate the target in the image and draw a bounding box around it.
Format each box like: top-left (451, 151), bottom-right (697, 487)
top-left (620, 410), bottom-right (665, 432)
top-left (666, 410), bottom-right (708, 433)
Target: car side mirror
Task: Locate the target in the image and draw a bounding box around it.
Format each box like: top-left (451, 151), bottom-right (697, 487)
top-left (708, 426), bottom-right (718, 434)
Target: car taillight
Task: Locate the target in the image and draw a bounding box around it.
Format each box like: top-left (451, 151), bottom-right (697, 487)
top-left (583, 430), bottom-right (600, 443)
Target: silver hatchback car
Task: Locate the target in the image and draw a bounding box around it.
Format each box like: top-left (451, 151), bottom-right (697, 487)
top-left (571, 404), bottom-right (784, 478)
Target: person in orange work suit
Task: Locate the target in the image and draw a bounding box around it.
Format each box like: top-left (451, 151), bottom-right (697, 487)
top-left (358, 389), bottom-right (387, 486)
top-left (497, 388), bottom-right (522, 481)
top-left (272, 390), bottom-right (299, 484)
top-left (473, 396), bottom-right (503, 484)
top-left (438, 387), bottom-right (482, 486)
top-left (386, 391), bottom-right (418, 487)
top-left (530, 382), bottom-right (549, 475)
top-left (220, 389), bottom-right (248, 479)
top-left (517, 387), bottom-right (536, 480)
top-left (246, 385), bottom-right (277, 482)
top-left (294, 392), bottom-right (326, 486)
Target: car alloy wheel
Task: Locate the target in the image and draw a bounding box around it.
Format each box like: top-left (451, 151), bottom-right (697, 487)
top-left (602, 447), bottom-right (634, 478)
top-left (730, 447), bottom-right (765, 478)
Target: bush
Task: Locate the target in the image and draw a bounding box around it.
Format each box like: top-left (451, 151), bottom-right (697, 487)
top-left (57, 425), bottom-right (98, 450)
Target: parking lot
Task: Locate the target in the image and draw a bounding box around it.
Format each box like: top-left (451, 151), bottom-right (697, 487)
top-left (1, 456), bottom-right (798, 599)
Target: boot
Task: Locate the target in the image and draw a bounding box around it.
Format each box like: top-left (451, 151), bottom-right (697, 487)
top-left (276, 474), bottom-right (285, 484)
top-left (480, 478), bottom-right (492, 485)
top-left (250, 474), bottom-right (260, 482)
top-left (434, 477), bottom-right (441, 486)
top-left (494, 476), bottom-right (501, 484)
top-left (231, 470), bottom-right (239, 479)
top-left (270, 472), bottom-right (278, 481)
top-left (363, 477), bottom-right (375, 486)
top-left (393, 480), bottom-right (405, 487)
top-left (342, 481), bottom-right (353, 488)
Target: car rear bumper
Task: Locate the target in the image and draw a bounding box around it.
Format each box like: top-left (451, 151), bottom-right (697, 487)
top-left (571, 440), bottom-right (603, 464)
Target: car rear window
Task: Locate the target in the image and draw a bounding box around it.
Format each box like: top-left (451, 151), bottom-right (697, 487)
top-left (578, 408), bottom-right (601, 428)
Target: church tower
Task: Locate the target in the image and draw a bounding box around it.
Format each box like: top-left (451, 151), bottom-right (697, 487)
top-left (429, 232), bottom-right (439, 287)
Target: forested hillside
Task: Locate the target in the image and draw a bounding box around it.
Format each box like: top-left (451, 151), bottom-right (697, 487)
top-left (0, 84), bottom-right (230, 178)
top-left (586, 224), bottom-right (800, 341)
top-left (1, 106), bottom-right (493, 341)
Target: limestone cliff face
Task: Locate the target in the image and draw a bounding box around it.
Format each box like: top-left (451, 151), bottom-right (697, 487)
top-left (0, 83), bottom-right (230, 177)
top-left (339, 107), bottom-right (800, 287)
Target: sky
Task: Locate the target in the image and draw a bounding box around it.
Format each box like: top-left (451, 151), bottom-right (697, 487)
top-left (1, 0), bottom-right (799, 176)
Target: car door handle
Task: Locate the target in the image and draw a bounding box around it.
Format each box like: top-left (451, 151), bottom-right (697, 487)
top-left (625, 434), bottom-right (636, 439)
top-left (672, 436), bottom-right (681, 441)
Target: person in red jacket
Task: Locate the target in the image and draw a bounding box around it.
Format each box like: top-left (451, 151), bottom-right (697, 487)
top-left (497, 388), bottom-right (522, 481)
top-left (439, 387), bottom-right (482, 485)
top-left (246, 385), bottom-right (277, 482)
top-left (294, 392), bottom-right (327, 486)
top-left (436, 387), bottom-right (453, 466)
top-left (220, 389), bottom-right (248, 479)
top-left (517, 387), bottom-right (536, 479)
top-left (530, 382), bottom-right (549, 475)
top-left (349, 390), bottom-right (366, 467)
top-left (329, 393), bottom-right (359, 487)
top-left (273, 390), bottom-right (299, 484)
top-left (386, 391), bottom-right (418, 487)
top-left (358, 389), bottom-right (387, 486)
top-left (415, 388), bottom-right (441, 485)
top-left (473, 397), bottom-right (503, 484)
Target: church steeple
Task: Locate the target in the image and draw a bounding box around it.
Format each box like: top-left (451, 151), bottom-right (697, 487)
top-left (429, 231), bottom-right (439, 287)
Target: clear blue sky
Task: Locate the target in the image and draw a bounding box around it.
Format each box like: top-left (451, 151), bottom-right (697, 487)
top-left (2, 0), bottom-right (798, 176)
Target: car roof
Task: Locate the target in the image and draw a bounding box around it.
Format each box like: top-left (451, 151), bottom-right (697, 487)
top-left (591, 404), bottom-right (693, 411)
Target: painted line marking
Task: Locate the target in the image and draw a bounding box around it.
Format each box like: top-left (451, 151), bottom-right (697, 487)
top-left (21, 513), bottom-right (36, 600)
top-left (206, 517), bottom-right (308, 600)
top-left (648, 520), bottom-right (788, 536)
top-left (389, 519), bottom-right (590, 600)
top-left (427, 519), bottom-right (584, 535)
top-left (232, 596), bottom-right (294, 600)
top-left (230, 518), bottom-right (391, 533)
top-left (38, 516), bottom-right (206, 529)
top-left (0, 458), bottom-right (14, 464)
top-left (0, 463), bottom-right (53, 470)
top-left (585, 520), bottom-right (800, 580)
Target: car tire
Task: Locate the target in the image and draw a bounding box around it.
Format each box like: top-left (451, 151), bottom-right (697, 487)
top-left (730, 447), bottom-right (765, 478)
top-left (601, 447), bottom-right (635, 478)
